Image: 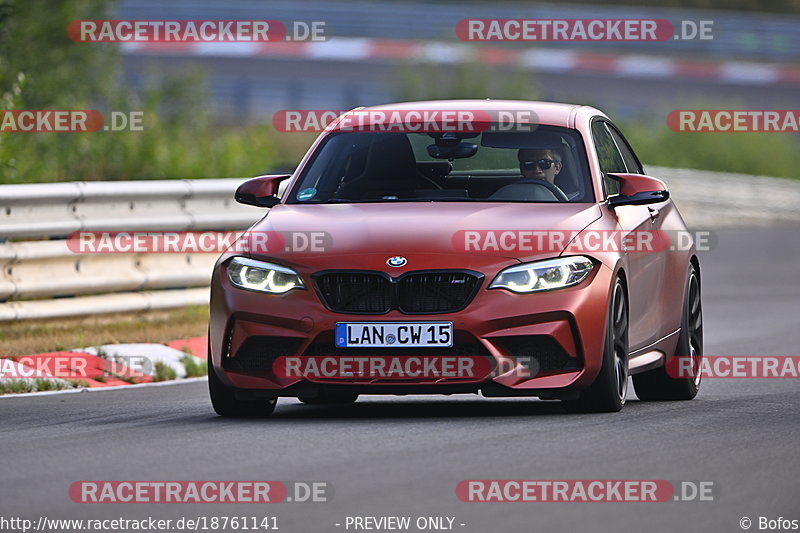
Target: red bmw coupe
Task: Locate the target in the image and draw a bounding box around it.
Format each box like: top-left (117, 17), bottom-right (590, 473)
top-left (208, 100), bottom-right (703, 415)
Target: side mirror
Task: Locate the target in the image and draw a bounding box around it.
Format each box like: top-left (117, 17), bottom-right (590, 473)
top-left (606, 173), bottom-right (669, 208)
top-left (234, 174), bottom-right (292, 208)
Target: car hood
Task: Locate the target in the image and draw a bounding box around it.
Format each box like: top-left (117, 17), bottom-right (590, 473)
top-left (246, 202), bottom-right (602, 271)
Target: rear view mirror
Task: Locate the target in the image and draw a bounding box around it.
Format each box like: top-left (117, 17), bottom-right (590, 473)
top-left (234, 174), bottom-right (292, 208)
top-left (427, 143), bottom-right (478, 159)
top-left (427, 131), bottom-right (480, 160)
top-left (606, 173), bottom-right (669, 208)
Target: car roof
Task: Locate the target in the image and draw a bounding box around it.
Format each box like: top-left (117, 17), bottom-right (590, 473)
top-left (350, 99), bottom-right (606, 129)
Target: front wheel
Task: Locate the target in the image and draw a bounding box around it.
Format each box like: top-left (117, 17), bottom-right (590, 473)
top-left (208, 353), bottom-right (277, 417)
top-left (633, 263), bottom-right (702, 401)
top-left (563, 277), bottom-right (628, 413)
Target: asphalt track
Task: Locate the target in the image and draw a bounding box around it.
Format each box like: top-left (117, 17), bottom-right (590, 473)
top-left (2, 227), bottom-right (799, 533)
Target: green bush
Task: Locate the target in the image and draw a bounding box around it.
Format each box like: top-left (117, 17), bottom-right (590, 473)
top-left (393, 62), bottom-right (800, 179)
top-left (0, 378), bottom-right (75, 395)
top-left (0, 0), bottom-right (310, 184)
top-left (152, 361), bottom-right (177, 382)
top-left (2, 1), bottom-right (797, 184)
top-left (616, 122), bottom-right (800, 179)
top-left (180, 355), bottom-right (208, 378)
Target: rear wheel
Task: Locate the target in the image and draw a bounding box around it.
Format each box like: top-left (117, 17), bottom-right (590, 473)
top-left (633, 264), bottom-right (702, 401)
top-left (563, 277), bottom-right (628, 413)
top-left (208, 353), bottom-right (277, 417)
top-left (299, 392), bottom-right (359, 405)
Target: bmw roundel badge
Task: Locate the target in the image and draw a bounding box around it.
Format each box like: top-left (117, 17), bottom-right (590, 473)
top-left (387, 256), bottom-right (407, 268)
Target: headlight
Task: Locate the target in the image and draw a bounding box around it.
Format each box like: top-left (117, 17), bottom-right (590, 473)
top-left (226, 257), bottom-right (305, 294)
top-left (489, 256), bottom-right (594, 293)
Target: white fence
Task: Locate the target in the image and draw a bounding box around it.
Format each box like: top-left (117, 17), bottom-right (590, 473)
top-left (2, 169), bottom-right (799, 321)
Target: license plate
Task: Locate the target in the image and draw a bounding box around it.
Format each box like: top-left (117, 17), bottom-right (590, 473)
top-left (335, 322), bottom-right (453, 348)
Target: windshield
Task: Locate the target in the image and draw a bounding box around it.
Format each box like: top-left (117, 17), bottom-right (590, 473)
top-left (287, 125), bottom-right (594, 204)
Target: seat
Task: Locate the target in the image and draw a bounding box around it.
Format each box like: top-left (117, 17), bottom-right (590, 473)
top-left (553, 148), bottom-right (583, 200)
top-left (334, 134), bottom-right (420, 200)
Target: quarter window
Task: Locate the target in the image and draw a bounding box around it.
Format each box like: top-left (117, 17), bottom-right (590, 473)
top-left (592, 121), bottom-right (626, 197)
top-left (607, 125), bottom-right (644, 175)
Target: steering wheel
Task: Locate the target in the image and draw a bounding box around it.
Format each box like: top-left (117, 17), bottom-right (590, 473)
top-left (518, 178), bottom-right (569, 202)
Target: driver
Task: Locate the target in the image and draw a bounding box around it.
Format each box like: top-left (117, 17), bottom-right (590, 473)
top-left (488, 131), bottom-right (570, 201)
top-left (518, 147), bottom-right (562, 185)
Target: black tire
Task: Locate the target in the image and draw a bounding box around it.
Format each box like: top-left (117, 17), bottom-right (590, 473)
top-left (208, 354), bottom-right (277, 417)
top-left (563, 277), bottom-right (629, 413)
top-left (298, 392), bottom-right (359, 405)
top-left (633, 263), bottom-right (702, 401)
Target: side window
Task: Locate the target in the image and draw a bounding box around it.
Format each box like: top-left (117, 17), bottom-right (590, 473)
top-left (591, 121), bottom-right (626, 196)
top-left (607, 125), bottom-right (644, 175)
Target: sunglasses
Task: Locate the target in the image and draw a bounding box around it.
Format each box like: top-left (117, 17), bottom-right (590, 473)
top-left (521, 159), bottom-right (560, 171)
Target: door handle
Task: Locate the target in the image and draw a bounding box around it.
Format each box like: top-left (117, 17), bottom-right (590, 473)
top-left (648, 206), bottom-right (660, 222)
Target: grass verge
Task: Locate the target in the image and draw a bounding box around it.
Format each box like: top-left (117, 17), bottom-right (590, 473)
top-left (0, 306), bottom-right (209, 357)
top-left (0, 378), bottom-right (77, 395)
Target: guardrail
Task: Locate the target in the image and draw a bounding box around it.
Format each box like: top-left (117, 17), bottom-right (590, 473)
top-left (2, 170), bottom-right (799, 321)
top-left (0, 178), bottom-right (274, 321)
top-left (1, 178), bottom-right (266, 239)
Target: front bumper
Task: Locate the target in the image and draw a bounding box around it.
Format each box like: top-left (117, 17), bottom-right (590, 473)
top-left (209, 261), bottom-right (614, 397)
